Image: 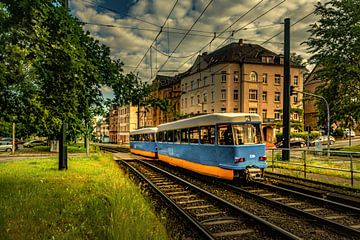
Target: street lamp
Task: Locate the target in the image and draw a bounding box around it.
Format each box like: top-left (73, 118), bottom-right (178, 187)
top-left (295, 89), bottom-right (331, 156)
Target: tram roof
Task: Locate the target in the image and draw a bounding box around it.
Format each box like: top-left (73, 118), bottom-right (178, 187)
top-left (158, 113), bottom-right (261, 131)
top-left (130, 127), bottom-right (158, 135)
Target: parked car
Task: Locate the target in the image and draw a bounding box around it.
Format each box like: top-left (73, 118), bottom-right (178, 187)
top-left (23, 140), bottom-right (47, 148)
top-left (345, 129), bottom-right (355, 137)
top-left (276, 137), bottom-right (306, 148)
top-left (0, 140), bottom-right (13, 152)
top-left (310, 136), bottom-right (336, 146)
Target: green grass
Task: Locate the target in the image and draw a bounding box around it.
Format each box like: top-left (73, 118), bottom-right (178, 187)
top-left (340, 145), bottom-right (360, 152)
top-left (0, 154), bottom-right (168, 240)
top-left (32, 144), bottom-right (96, 153)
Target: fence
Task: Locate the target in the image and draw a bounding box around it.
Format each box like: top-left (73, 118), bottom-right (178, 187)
top-left (266, 148), bottom-right (360, 187)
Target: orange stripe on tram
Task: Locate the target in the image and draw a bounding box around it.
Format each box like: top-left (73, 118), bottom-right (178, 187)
top-left (130, 149), bottom-right (156, 158)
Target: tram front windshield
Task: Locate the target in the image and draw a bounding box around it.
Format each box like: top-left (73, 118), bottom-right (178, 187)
top-left (218, 123), bottom-right (262, 145)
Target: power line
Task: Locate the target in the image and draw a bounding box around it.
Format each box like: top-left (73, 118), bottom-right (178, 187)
top-left (134, 0), bottom-right (179, 72)
top-left (152, 45), bottom-right (200, 59)
top-left (158, 0), bottom-right (214, 71)
top-left (81, 0), bottom-right (160, 28)
top-left (261, 10), bottom-right (315, 45)
top-left (175, 0), bottom-right (265, 71)
top-left (216, 0), bottom-right (286, 50)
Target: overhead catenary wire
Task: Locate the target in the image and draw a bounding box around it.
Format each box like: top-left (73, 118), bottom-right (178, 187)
top-left (215, 0), bottom-right (286, 50)
top-left (134, 0), bottom-right (179, 72)
top-left (261, 10), bottom-right (315, 45)
top-left (158, 0), bottom-right (214, 72)
top-left (175, 0), bottom-right (265, 71)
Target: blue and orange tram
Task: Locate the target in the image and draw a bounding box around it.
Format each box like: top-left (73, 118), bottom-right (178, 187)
top-left (129, 113), bottom-right (267, 180)
top-left (129, 127), bottom-right (158, 158)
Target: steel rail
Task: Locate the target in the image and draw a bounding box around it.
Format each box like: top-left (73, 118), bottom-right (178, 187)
top-left (225, 182), bottom-right (360, 238)
top-left (119, 160), bottom-right (215, 240)
top-left (139, 160), bottom-right (301, 240)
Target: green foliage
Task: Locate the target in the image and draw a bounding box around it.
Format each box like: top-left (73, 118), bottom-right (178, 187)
top-left (276, 131), bottom-right (321, 142)
top-left (0, 1), bottom-right (127, 140)
top-left (0, 154), bottom-right (168, 239)
top-left (305, 0), bottom-right (360, 128)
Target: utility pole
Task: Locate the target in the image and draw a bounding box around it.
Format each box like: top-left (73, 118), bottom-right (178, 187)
top-left (59, 121), bottom-right (68, 170)
top-left (282, 18), bottom-right (291, 161)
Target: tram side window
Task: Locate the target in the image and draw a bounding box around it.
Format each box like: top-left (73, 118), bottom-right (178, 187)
top-left (217, 124), bottom-right (234, 145)
top-left (130, 135), bottom-right (134, 141)
top-left (189, 127), bottom-right (199, 144)
top-left (143, 134), bottom-right (150, 142)
top-left (174, 130), bottom-right (181, 143)
top-left (157, 132), bottom-right (164, 142)
top-left (181, 129), bottom-right (189, 144)
top-left (149, 133), bottom-right (155, 142)
top-left (166, 130), bottom-right (174, 142)
top-left (200, 126), bottom-right (215, 144)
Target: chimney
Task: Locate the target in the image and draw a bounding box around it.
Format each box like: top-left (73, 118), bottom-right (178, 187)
top-left (239, 39), bottom-right (243, 46)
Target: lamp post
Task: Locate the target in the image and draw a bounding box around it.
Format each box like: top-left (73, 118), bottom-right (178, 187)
top-left (296, 90), bottom-right (330, 156)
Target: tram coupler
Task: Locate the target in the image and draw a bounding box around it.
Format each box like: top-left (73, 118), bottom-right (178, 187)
top-left (244, 168), bottom-right (264, 182)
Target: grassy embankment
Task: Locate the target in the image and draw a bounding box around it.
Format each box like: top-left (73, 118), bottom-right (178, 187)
top-left (266, 148), bottom-right (360, 188)
top-left (0, 153), bottom-right (168, 240)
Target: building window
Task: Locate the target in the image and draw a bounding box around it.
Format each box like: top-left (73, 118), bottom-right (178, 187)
top-left (294, 76), bottom-right (299, 85)
top-left (233, 89), bottom-right (239, 100)
top-left (262, 73), bottom-right (268, 83)
top-left (181, 98), bottom-right (184, 108)
top-left (262, 109), bottom-right (267, 120)
top-left (262, 91), bottom-right (267, 101)
top-left (249, 108), bottom-right (258, 113)
top-left (185, 98), bottom-right (187, 108)
top-left (203, 93), bottom-right (207, 103)
top-left (249, 71), bottom-right (258, 82)
top-left (275, 92), bottom-right (281, 102)
top-left (190, 96), bottom-right (194, 106)
top-left (181, 84), bottom-right (184, 91)
top-left (275, 74), bottom-right (281, 84)
top-left (221, 71), bottom-right (227, 82)
top-left (293, 112), bottom-right (299, 120)
top-left (249, 89), bottom-right (258, 100)
top-left (211, 91), bottom-right (214, 101)
top-left (203, 76), bottom-right (207, 86)
top-left (211, 74), bottom-right (215, 84)
top-left (197, 79), bottom-right (200, 88)
top-left (221, 108), bottom-right (226, 113)
top-left (294, 93), bottom-right (299, 103)
top-left (275, 110), bottom-right (281, 120)
top-left (197, 94), bottom-right (200, 104)
top-left (221, 89), bottom-right (226, 100)
top-left (234, 71), bottom-right (239, 82)
top-left (184, 83), bottom-right (188, 91)
top-left (233, 108), bottom-right (238, 112)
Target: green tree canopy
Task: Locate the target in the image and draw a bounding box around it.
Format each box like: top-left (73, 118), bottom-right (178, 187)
top-left (305, 0), bottom-right (360, 128)
top-left (0, 0), bottom-right (127, 139)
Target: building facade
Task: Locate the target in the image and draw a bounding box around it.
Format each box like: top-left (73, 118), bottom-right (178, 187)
top-left (109, 105), bottom-right (138, 144)
top-left (179, 41), bottom-right (304, 142)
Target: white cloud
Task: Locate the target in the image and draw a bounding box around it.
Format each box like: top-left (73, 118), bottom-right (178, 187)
top-left (71, 0), bottom-right (323, 81)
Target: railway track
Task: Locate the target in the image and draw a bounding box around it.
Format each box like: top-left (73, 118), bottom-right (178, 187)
top-left (120, 159), bottom-right (300, 240)
top-left (103, 147), bottom-right (360, 239)
top-left (265, 172), bottom-right (360, 208)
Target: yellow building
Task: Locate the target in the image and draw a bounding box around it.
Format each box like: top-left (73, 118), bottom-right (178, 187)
top-left (109, 105), bottom-right (138, 144)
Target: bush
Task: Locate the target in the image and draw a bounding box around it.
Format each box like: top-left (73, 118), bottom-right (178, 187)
top-left (276, 131), bottom-right (321, 143)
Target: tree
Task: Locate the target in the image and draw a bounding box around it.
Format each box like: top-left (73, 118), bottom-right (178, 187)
top-left (305, 0), bottom-right (360, 129)
top-left (0, 0), bottom-right (122, 140)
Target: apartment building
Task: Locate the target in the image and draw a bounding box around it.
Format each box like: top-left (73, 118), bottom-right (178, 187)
top-left (179, 40), bottom-right (304, 142)
top-left (108, 105), bottom-right (138, 144)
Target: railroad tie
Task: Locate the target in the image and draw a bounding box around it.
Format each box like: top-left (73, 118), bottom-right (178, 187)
top-left (212, 229), bottom-right (254, 237)
top-left (178, 199), bottom-right (204, 204)
top-left (166, 191), bottom-right (191, 195)
top-left (184, 205), bottom-right (213, 210)
top-left (195, 211), bottom-right (224, 217)
top-left (171, 194), bottom-right (197, 199)
top-left (259, 193), bottom-right (276, 197)
top-left (324, 215), bottom-right (346, 220)
top-left (285, 202), bottom-right (302, 206)
top-left (270, 197), bottom-right (287, 201)
top-left (248, 189), bottom-right (265, 193)
top-left (351, 224), bottom-right (360, 229)
top-left (202, 219), bottom-right (238, 225)
top-left (303, 208), bottom-right (325, 212)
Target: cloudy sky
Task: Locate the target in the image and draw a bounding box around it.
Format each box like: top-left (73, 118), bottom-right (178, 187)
top-left (70, 0), bottom-right (324, 95)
